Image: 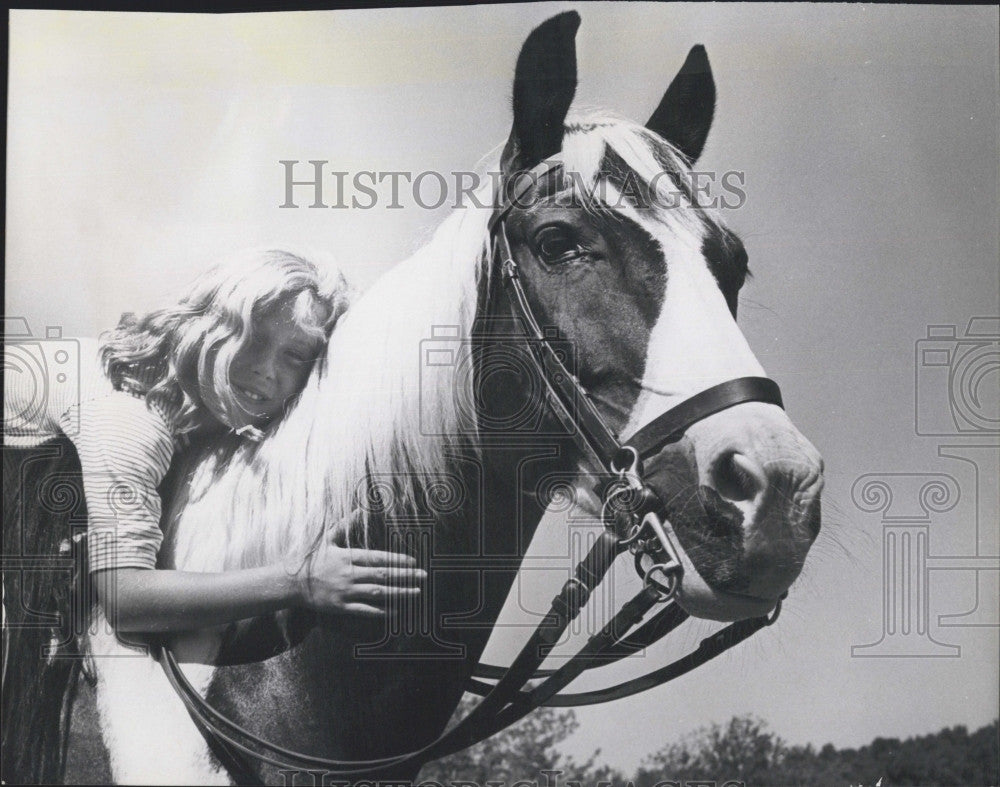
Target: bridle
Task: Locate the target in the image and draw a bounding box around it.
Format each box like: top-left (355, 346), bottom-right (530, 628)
top-left (158, 157), bottom-right (788, 783)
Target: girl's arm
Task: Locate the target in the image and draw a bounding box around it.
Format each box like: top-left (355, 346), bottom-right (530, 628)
top-left (73, 394), bottom-right (424, 634)
top-left (95, 563), bottom-right (302, 633)
top-left (97, 545), bottom-right (424, 633)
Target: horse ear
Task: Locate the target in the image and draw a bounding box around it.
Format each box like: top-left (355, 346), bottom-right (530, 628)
top-left (502, 11), bottom-right (580, 172)
top-left (646, 45), bottom-right (715, 164)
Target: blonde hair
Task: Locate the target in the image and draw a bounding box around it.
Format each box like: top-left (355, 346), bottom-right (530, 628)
top-left (100, 247), bottom-right (351, 435)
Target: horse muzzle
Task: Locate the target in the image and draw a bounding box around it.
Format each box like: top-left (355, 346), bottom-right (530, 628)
top-left (602, 383), bottom-right (823, 620)
top-left (626, 402), bottom-right (824, 621)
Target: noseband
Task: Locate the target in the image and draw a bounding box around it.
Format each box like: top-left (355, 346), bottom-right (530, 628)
top-left (159, 157), bottom-right (789, 782)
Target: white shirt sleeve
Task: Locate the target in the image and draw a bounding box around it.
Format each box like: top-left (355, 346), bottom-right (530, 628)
top-left (68, 392), bottom-right (175, 572)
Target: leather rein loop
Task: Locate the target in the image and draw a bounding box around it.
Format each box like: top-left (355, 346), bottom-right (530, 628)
top-left (159, 156), bottom-right (789, 781)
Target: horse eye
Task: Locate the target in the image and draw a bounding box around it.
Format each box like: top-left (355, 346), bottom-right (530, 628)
top-left (533, 226), bottom-right (579, 265)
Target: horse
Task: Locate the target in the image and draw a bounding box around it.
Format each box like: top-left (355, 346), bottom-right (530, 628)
top-left (30, 11), bottom-right (824, 784)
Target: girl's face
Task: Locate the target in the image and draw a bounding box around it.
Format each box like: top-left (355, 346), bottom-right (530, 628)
top-left (209, 297), bottom-right (324, 428)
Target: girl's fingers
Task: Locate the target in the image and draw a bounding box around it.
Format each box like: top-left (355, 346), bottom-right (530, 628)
top-left (348, 566), bottom-right (426, 585)
top-left (348, 584), bottom-right (421, 602)
top-left (340, 602), bottom-right (387, 617)
top-left (348, 549), bottom-right (420, 567)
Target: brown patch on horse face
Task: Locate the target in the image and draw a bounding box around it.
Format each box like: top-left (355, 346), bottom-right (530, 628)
top-left (502, 198), bottom-right (667, 435)
top-left (642, 437), bottom-right (748, 592)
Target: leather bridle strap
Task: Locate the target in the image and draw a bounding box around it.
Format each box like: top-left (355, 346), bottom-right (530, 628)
top-left (158, 528), bottom-right (625, 778)
top-left (390, 530), bottom-right (623, 767)
top-left (490, 158), bottom-right (628, 472)
top-left (627, 377), bottom-right (783, 460)
top-left (497, 232), bottom-right (625, 469)
top-left (468, 599), bottom-right (689, 684)
top-left (452, 593), bottom-right (780, 754)
top-left (172, 684), bottom-right (265, 786)
top-left (543, 607), bottom-right (779, 706)
top-left (162, 588), bottom-right (781, 778)
top-left (466, 591), bottom-right (781, 710)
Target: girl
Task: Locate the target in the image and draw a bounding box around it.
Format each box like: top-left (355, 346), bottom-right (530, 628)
top-left (3, 247), bottom-right (422, 783)
top-left (6, 247), bottom-right (425, 636)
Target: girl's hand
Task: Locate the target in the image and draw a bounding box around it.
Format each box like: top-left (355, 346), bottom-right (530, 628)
top-left (299, 540), bottom-right (426, 617)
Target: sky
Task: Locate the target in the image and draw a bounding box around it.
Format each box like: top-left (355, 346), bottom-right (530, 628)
top-left (6, 3), bottom-right (999, 775)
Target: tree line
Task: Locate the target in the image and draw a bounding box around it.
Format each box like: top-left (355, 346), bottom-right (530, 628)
top-left (419, 698), bottom-right (999, 786)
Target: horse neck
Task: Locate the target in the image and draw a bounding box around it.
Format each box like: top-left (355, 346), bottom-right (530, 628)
top-left (168, 280), bottom-right (591, 778)
top-left (461, 301), bottom-right (585, 610)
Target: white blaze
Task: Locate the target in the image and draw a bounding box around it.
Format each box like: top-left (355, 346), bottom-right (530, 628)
top-left (621, 213), bottom-right (765, 440)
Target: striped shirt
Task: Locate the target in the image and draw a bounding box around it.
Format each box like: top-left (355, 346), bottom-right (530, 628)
top-left (4, 338), bottom-right (183, 572)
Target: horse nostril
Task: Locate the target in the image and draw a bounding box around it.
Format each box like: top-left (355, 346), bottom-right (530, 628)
top-left (711, 452), bottom-right (766, 504)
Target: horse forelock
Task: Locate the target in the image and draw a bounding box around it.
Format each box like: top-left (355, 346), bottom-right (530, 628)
top-left (559, 110), bottom-right (711, 244)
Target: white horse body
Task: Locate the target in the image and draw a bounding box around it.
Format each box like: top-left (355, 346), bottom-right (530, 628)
top-left (88, 613), bottom-right (225, 784)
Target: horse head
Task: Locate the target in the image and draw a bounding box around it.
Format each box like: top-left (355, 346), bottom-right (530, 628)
top-left (485, 11), bottom-right (824, 622)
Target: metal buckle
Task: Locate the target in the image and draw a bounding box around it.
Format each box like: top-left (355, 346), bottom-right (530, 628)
top-left (634, 511), bottom-right (683, 602)
top-left (615, 509), bottom-right (685, 602)
top-left (600, 447), bottom-right (646, 538)
top-left (643, 562), bottom-right (681, 602)
top-left (610, 446), bottom-right (641, 485)
top-left (601, 479), bottom-right (644, 539)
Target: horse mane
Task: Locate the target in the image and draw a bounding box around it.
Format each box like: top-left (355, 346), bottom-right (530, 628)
top-left (170, 110), bottom-right (708, 574)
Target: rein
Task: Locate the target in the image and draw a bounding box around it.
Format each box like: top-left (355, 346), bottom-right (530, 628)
top-left (158, 157), bottom-right (787, 783)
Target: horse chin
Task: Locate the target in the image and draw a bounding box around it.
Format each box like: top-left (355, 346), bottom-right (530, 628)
top-left (662, 512), bottom-right (781, 622)
top-left (676, 581), bottom-right (780, 622)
